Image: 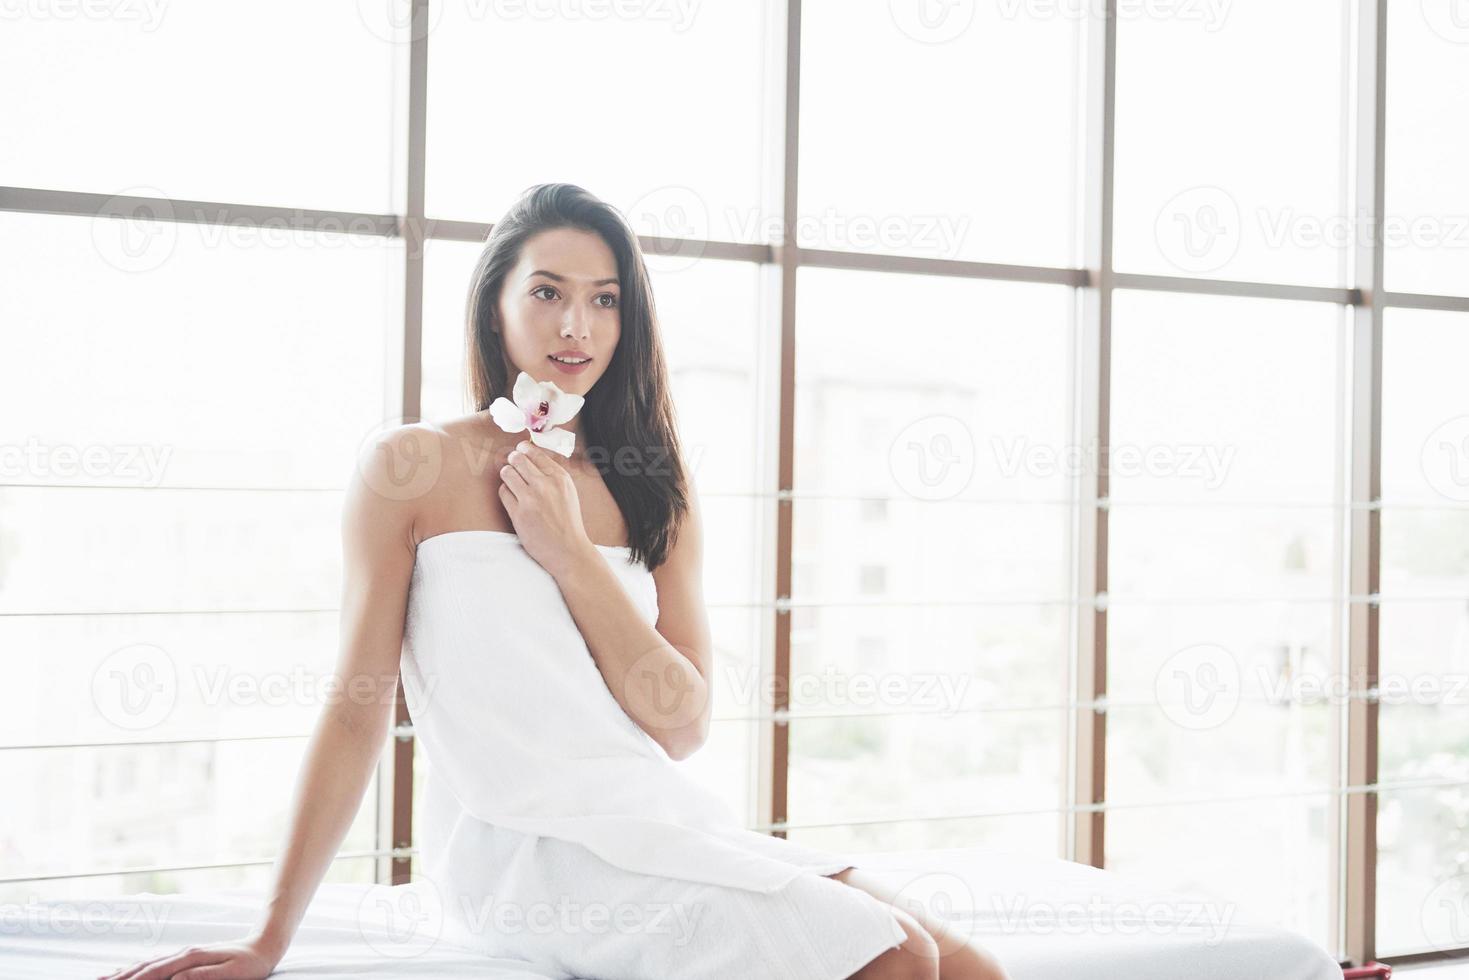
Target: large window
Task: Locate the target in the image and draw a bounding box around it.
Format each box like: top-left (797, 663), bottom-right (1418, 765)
top-left (1104, 290), bottom-right (1344, 945)
top-left (4, 0), bottom-right (1465, 967)
top-left (0, 212), bottom-right (401, 899)
top-left (783, 269), bottom-right (1073, 857)
top-left (1377, 308), bottom-right (1469, 953)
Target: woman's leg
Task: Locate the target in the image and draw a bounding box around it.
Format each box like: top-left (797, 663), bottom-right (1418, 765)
top-left (846, 904), bottom-right (940, 980)
top-left (826, 867), bottom-right (1011, 980)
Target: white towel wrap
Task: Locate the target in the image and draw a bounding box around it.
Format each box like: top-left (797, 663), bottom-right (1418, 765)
top-left (399, 530), bottom-right (831, 896)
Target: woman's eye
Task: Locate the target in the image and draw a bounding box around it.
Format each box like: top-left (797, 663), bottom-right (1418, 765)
top-left (596, 293), bottom-right (619, 309)
top-left (532, 285), bottom-right (557, 301)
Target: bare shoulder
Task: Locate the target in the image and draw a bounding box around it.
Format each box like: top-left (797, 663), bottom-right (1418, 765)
top-left (436, 411), bottom-right (518, 481)
top-left (404, 412), bottom-right (522, 539)
top-left (342, 419), bottom-right (459, 558)
top-left (333, 421), bottom-right (449, 699)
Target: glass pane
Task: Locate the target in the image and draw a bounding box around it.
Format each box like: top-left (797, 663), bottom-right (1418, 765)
top-left (2, 741), bottom-right (380, 882)
top-left (0, 211), bottom-right (401, 491)
top-left (1108, 505), bottom-right (1337, 600)
top-left (1378, 782), bottom-right (1469, 956)
top-left (1382, 510), bottom-right (1469, 597)
top-left (1110, 290), bottom-right (1343, 504)
top-left (644, 261), bottom-right (767, 498)
top-left (421, 238), bottom-right (483, 424)
top-left (788, 812), bottom-right (1060, 859)
top-left (1382, 308), bottom-right (1469, 506)
top-left (1107, 795), bottom-right (1332, 954)
top-left (787, 711), bottom-right (1066, 828)
top-left (0, 5), bottom-right (398, 213)
top-left (1107, 703), bottom-right (1331, 806)
top-left (1380, 701), bottom-right (1469, 791)
top-left (704, 599), bottom-right (766, 701)
top-left (790, 604), bottom-right (1069, 712)
top-left (1108, 601), bottom-right (1338, 703)
top-left (0, 487), bottom-right (342, 615)
top-left (1381, 306), bottom-right (1469, 828)
top-left (425, 2), bottom-right (772, 239)
top-left (1384, 1), bottom-right (1469, 297)
top-left (798, 0), bottom-right (1079, 266)
top-left (794, 268), bottom-right (1073, 501)
top-left (1378, 599), bottom-right (1469, 784)
top-left (795, 498), bottom-right (1069, 605)
top-left (0, 855), bottom-right (377, 906)
top-left (1, 611), bottom-right (338, 747)
top-left (1113, 4), bottom-right (1347, 285)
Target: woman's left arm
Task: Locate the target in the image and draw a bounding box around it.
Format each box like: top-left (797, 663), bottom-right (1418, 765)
top-left (553, 487), bottom-right (714, 762)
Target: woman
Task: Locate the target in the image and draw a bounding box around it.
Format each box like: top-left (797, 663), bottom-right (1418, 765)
top-left (100, 183), bottom-right (1009, 980)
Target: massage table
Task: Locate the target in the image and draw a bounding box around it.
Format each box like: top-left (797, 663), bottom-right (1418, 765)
top-left (0, 844), bottom-right (1344, 978)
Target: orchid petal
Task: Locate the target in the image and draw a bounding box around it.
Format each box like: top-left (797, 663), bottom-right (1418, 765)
top-left (511, 370), bottom-right (541, 410)
top-left (520, 373), bottom-right (582, 425)
top-left (544, 390), bottom-right (585, 426)
top-left (489, 396), bottom-right (528, 433)
top-left (493, 371), bottom-right (584, 443)
top-left (530, 426), bottom-right (576, 458)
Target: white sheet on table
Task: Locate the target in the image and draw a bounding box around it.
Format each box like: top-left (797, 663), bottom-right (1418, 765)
top-left (0, 882), bottom-right (543, 979)
top-left (0, 846), bottom-right (1342, 980)
top-left (854, 846), bottom-right (1341, 980)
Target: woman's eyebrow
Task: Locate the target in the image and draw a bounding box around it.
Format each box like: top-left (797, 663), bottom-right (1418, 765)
top-left (524, 269), bottom-right (620, 286)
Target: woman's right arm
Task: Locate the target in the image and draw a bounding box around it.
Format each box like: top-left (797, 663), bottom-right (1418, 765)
top-left (100, 427), bottom-right (427, 980)
top-left (247, 426), bottom-right (425, 960)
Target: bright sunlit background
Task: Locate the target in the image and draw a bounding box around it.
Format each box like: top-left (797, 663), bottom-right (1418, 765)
top-left (2, 0), bottom-right (1466, 967)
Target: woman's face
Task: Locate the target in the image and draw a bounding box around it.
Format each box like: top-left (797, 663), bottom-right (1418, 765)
top-left (497, 226), bottom-right (622, 407)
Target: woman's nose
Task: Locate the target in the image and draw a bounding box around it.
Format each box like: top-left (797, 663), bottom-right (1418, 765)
top-left (561, 308), bottom-right (591, 339)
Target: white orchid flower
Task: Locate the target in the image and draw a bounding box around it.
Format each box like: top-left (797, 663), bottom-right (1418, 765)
top-left (488, 370), bottom-right (585, 458)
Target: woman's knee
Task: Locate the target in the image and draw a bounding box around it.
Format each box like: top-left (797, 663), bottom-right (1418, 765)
top-left (847, 907), bottom-right (939, 980)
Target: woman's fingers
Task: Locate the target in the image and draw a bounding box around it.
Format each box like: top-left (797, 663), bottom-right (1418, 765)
top-left (101, 940), bottom-right (273, 980)
top-left (499, 461), bottom-right (529, 496)
top-left (103, 951), bottom-right (178, 980)
top-left (110, 954), bottom-right (178, 980)
top-left (123, 946), bottom-right (223, 980)
top-left (173, 959), bottom-right (239, 979)
top-left (508, 440), bottom-right (556, 477)
top-left (497, 483), bottom-right (516, 511)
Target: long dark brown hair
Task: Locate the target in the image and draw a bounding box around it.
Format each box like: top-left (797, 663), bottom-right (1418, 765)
top-left (464, 182), bottom-right (690, 572)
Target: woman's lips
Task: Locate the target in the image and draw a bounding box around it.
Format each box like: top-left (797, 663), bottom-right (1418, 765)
top-left (547, 354), bottom-right (591, 375)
